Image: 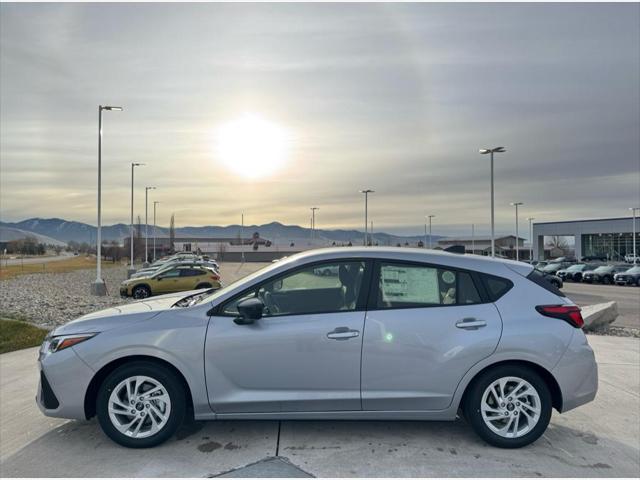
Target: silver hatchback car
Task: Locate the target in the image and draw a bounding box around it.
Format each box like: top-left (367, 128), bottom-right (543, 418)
top-left (37, 248), bottom-right (597, 449)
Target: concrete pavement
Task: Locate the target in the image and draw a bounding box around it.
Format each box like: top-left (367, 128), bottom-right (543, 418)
top-left (1, 336), bottom-right (638, 477)
top-left (562, 282), bottom-right (639, 329)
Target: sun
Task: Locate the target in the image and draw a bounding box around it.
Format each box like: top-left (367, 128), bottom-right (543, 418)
top-left (214, 113), bottom-right (290, 179)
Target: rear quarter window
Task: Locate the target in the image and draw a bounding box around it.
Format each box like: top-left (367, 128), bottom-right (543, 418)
top-left (481, 274), bottom-right (514, 301)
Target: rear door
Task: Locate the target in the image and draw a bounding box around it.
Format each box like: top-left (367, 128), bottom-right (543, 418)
top-left (361, 260), bottom-right (503, 411)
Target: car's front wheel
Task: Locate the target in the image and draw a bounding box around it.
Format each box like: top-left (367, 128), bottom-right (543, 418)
top-left (463, 365), bottom-right (552, 448)
top-left (132, 285), bottom-right (151, 299)
top-left (96, 361), bottom-right (186, 448)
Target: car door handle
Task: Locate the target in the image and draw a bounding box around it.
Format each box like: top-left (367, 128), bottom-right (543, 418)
top-left (327, 327), bottom-right (360, 340)
top-left (455, 318), bottom-right (487, 329)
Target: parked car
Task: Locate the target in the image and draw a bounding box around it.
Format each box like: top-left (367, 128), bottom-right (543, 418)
top-left (556, 264), bottom-right (598, 282)
top-left (131, 259), bottom-right (219, 279)
top-left (581, 265), bottom-right (631, 284)
top-left (541, 272), bottom-right (563, 289)
top-left (539, 263), bottom-right (565, 275)
top-left (624, 254), bottom-right (639, 264)
top-left (38, 248), bottom-right (597, 449)
top-left (533, 261), bottom-right (549, 270)
top-left (120, 265), bottom-right (221, 298)
top-left (581, 255), bottom-right (608, 262)
top-left (614, 265), bottom-right (640, 286)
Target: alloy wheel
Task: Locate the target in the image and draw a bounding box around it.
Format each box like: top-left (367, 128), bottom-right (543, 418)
top-left (480, 376), bottom-right (541, 439)
top-left (108, 375), bottom-right (171, 439)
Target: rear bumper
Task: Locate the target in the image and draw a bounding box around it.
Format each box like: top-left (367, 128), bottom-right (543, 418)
top-left (552, 330), bottom-right (598, 412)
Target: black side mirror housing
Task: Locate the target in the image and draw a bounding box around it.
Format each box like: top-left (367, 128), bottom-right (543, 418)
top-left (234, 297), bottom-right (264, 325)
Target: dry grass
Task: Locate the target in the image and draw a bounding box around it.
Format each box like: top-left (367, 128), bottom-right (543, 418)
top-left (0, 256), bottom-right (120, 281)
top-left (0, 318), bottom-right (48, 354)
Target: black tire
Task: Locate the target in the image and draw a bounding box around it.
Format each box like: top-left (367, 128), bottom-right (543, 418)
top-left (96, 361), bottom-right (186, 448)
top-left (132, 285), bottom-right (151, 299)
top-left (195, 283), bottom-right (212, 290)
top-left (463, 364), bottom-right (552, 449)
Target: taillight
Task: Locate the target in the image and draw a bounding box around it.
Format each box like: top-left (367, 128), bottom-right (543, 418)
top-left (535, 305), bottom-right (584, 328)
top-left (210, 274), bottom-right (220, 281)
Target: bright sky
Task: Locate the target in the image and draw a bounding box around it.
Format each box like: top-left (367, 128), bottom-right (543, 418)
top-left (1, 3), bottom-right (639, 237)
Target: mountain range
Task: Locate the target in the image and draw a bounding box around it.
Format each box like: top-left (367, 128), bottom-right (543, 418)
top-left (0, 217), bottom-right (443, 246)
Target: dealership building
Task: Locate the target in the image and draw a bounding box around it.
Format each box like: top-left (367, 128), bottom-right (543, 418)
top-left (532, 216), bottom-right (639, 261)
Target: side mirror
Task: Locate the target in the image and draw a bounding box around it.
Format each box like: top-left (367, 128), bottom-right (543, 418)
top-left (234, 297), bottom-right (264, 325)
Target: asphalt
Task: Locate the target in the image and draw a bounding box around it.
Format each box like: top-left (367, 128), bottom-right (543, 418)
top-left (0, 336), bottom-right (638, 477)
top-left (562, 282), bottom-right (639, 329)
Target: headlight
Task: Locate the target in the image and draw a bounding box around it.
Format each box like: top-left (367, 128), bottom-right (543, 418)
top-left (46, 333), bottom-right (97, 353)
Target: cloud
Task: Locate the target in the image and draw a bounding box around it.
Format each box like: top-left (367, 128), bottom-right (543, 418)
top-left (1, 3), bottom-right (638, 237)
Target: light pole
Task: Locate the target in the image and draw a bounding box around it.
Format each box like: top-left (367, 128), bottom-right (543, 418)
top-left (527, 217), bottom-right (535, 262)
top-left (153, 201), bottom-right (160, 262)
top-left (472, 223), bottom-right (475, 254)
top-left (310, 207), bottom-right (319, 242)
top-left (360, 189), bottom-right (374, 246)
top-left (128, 162), bottom-right (144, 277)
top-left (479, 147), bottom-right (506, 257)
top-left (241, 213), bottom-right (245, 264)
top-left (91, 105), bottom-right (123, 296)
top-left (424, 222), bottom-right (428, 248)
top-left (144, 186), bottom-right (156, 266)
top-left (510, 202), bottom-right (523, 261)
top-left (630, 207), bottom-right (640, 264)
top-left (426, 215), bottom-right (436, 248)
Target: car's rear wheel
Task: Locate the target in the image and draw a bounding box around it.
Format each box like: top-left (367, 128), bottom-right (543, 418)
top-left (195, 283), bottom-right (212, 290)
top-left (463, 365), bottom-right (552, 448)
top-left (96, 361), bottom-right (185, 448)
top-left (132, 285), bottom-right (151, 299)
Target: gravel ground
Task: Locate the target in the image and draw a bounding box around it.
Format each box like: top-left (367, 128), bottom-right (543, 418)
top-left (0, 265), bottom-right (132, 328)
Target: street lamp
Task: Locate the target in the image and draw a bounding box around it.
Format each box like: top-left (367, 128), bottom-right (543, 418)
top-left (630, 207), bottom-right (640, 264)
top-left (153, 201), bottom-right (160, 262)
top-left (128, 162), bottom-right (145, 277)
top-left (527, 217), bottom-right (535, 262)
top-left (479, 146), bottom-right (506, 257)
top-left (471, 223), bottom-right (475, 254)
top-left (310, 207), bottom-right (319, 242)
top-left (426, 215), bottom-right (436, 248)
top-left (91, 105), bottom-right (123, 296)
top-left (510, 202), bottom-right (523, 261)
top-left (144, 186), bottom-right (156, 266)
top-left (359, 189), bottom-right (374, 246)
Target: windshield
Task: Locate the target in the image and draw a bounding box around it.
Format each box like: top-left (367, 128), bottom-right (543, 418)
top-left (593, 266), bottom-right (611, 273)
top-left (194, 260), bottom-right (289, 306)
top-left (625, 266), bottom-right (640, 274)
top-left (542, 264), bottom-right (560, 272)
top-left (566, 265), bottom-right (584, 272)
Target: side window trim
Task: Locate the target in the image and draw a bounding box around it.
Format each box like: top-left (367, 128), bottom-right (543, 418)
top-left (215, 258), bottom-right (373, 317)
top-left (367, 259), bottom-right (489, 311)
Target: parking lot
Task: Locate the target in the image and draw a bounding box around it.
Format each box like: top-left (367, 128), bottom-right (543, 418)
top-left (1, 260), bottom-right (638, 477)
top-left (1, 335), bottom-right (638, 477)
top-left (562, 282), bottom-right (640, 329)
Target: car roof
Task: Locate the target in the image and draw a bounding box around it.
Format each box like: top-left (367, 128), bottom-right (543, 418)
top-left (269, 247), bottom-right (533, 277)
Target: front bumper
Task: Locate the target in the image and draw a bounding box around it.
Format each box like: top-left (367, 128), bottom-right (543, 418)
top-left (36, 345), bottom-right (96, 420)
top-left (552, 330), bottom-right (598, 413)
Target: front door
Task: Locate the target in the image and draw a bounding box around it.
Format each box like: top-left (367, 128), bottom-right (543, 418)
top-left (361, 260), bottom-right (503, 411)
top-left (154, 268), bottom-right (182, 294)
top-left (205, 260), bottom-right (370, 413)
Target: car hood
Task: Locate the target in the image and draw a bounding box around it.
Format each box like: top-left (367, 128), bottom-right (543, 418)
top-left (52, 289), bottom-right (208, 336)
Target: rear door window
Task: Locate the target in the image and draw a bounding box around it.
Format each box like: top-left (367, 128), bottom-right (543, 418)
top-left (375, 262), bottom-right (482, 309)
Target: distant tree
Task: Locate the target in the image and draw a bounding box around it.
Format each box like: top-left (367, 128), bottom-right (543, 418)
top-left (546, 236), bottom-right (570, 255)
top-left (169, 213), bottom-right (176, 254)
